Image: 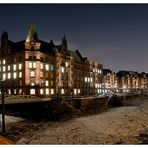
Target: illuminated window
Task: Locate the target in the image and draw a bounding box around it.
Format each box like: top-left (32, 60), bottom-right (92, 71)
top-left (85, 77), bottom-right (87, 82)
top-left (19, 63), bottom-right (22, 70)
top-left (30, 82), bottom-right (35, 86)
top-left (78, 89), bottom-right (80, 94)
top-left (88, 78), bottom-right (90, 82)
top-left (46, 73), bottom-right (48, 78)
top-left (0, 67), bottom-right (1, 72)
top-left (61, 67), bottom-right (64, 73)
top-left (29, 62), bottom-right (32, 68)
top-left (65, 62), bottom-right (68, 67)
top-left (2, 59), bottom-right (6, 64)
top-left (45, 64), bottom-right (49, 71)
top-left (40, 89), bottom-right (44, 95)
top-left (40, 72), bottom-right (43, 77)
top-left (13, 64), bottom-right (16, 71)
top-left (8, 65), bottom-right (10, 71)
top-left (61, 89), bottom-right (64, 94)
top-left (13, 72), bottom-right (17, 79)
top-left (19, 72), bottom-right (22, 78)
top-left (30, 89), bottom-right (35, 95)
top-left (33, 62), bottom-right (36, 68)
top-left (19, 89), bottom-right (22, 94)
top-left (40, 63), bottom-right (43, 69)
top-left (90, 78), bottom-right (93, 82)
top-left (8, 89), bottom-right (11, 94)
top-left (14, 89), bottom-right (16, 94)
top-left (51, 65), bottom-right (54, 71)
top-left (74, 89), bottom-right (77, 95)
top-left (45, 80), bottom-right (49, 86)
top-left (3, 66), bottom-right (6, 72)
top-left (30, 71), bottom-right (35, 77)
top-left (45, 88), bottom-right (49, 95)
top-left (3, 73), bottom-right (6, 80)
top-left (8, 73), bottom-right (11, 79)
top-left (51, 89), bottom-right (54, 94)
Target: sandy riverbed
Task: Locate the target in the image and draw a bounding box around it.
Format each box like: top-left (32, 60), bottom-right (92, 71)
top-left (4, 97), bottom-right (148, 144)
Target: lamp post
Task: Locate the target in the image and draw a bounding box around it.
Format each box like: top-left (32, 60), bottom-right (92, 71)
top-left (0, 79), bottom-right (6, 134)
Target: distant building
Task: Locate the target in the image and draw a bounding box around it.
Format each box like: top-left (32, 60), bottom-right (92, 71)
top-left (102, 69), bottom-right (117, 93)
top-left (0, 25), bottom-right (103, 98)
top-left (116, 70), bottom-right (148, 93)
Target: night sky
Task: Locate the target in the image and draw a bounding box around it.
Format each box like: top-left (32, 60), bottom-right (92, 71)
top-left (0, 4), bottom-right (148, 73)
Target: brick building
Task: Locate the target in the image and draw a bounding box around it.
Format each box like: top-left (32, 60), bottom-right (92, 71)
top-left (0, 25), bottom-right (103, 98)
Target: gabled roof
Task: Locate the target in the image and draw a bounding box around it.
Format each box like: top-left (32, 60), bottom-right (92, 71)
top-left (103, 69), bottom-right (112, 75)
top-left (70, 50), bottom-right (83, 63)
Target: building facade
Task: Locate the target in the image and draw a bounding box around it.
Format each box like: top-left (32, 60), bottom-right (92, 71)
top-left (0, 26), bottom-right (103, 98)
top-left (102, 69), bottom-right (117, 93)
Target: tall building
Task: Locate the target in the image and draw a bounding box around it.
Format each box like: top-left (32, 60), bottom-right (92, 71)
top-left (102, 69), bottom-right (117, 93)
top-left (0, 25), bottom-right (103, 98)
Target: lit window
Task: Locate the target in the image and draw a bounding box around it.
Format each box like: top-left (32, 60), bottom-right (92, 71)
top-left (8, 73), bottom-right (11, 79)
top-left (100, 70), bottom-right (102, 74)
top-left (8, 65), bottom-right (10, 71)
top-left (46, 73), bottom-right (48, 78)
top-left (45, 64), bottom-right (49, 71)
top-left (19, 89), bottom-right (22, 94)
top-left (88, 78), bottom-right (90, 82)
top-left (40, 63), bottom-right (43, 69)
top-left (30, 82), bottom-right (35, 86)
top-left (90, 78), bottom-right (93, 82)
top-left (13, 72), bottom-right (17, 79)
top-left (45, 88), bottom-right (49, 95)
top-left (29, 62), bottom-right (32, 68)
top-left (78, 89), bottom-right (80, 94)
top-left (3, 73), bottom-right (6, 80)
top-left (40, 72), bottom-right (43, 77)
top-left (30, 71), bottom-right (35, 77)
top-left (85, 77), bottom-right (87, 82)
top-left (45, 80), bottom-right (49, 86)
top-left (61, 89), bottom-right (64, 94)
top-left (61, 67), bottom-right (64, 73)
top-left (51, 65), bottom-right (54, 71)
top-left (30, 89), bottom-right (35, 95)
top-left (8, 89), bottom-right (11, 94)
top-left (13, 64), bottom-right (16, 71)
top-left (14, 89), bottom-right (16, 94)
top-left (2, 59), bottom-right (6, 64)
top-left (74, 89), bottom-right (77, 95)
top-left (40, 89), bottom-right (44, 95)
top-left (51, 89), bottom-right (54, 94)
top-left (33, 62), bottom-right (36, 68)
top-left (19, 63), bottom-right (22, 70)
top-left (3, 66), bottom-right (6, 72)
top-left (65, 62), bottom-right (68, 67)
top-left (19, 72), bottom-right (22, 78)
top-left (0, 67), bottom-right (1, 72)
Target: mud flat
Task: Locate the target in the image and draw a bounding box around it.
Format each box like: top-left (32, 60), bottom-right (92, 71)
top-left (4, 96), bottom-right (148, 144)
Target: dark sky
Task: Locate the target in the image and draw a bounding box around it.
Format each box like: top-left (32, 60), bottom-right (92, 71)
top-left (0, 4), bottom-right (148, 73)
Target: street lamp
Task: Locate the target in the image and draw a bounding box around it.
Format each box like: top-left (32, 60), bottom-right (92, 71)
top-left (0, 79), bottom-right (6, 134)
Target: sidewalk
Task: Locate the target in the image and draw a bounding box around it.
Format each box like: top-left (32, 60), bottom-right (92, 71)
top-left (0, 135), bottom-right (14, 144)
